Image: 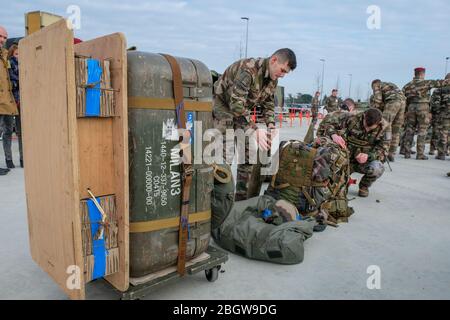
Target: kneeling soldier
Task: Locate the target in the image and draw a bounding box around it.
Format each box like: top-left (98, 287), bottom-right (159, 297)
top-left (317, 108), bottom-right (390, 197)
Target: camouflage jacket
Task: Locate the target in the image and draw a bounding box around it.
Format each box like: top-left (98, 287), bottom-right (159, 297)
top-left (316, 111), bottom-right (390, 163)
top-left (213, 57), bottom-right (277, 125)
top-left (402, 78), bottom-right (450, 105)
top-left (430, 89), bottom-right (441, 116)
top-left (324, 96), bottom-right (341, 113)
top-left (432, 86), bottom-right (450, 118)
top-left (372, 81), bottom-right (405, 110)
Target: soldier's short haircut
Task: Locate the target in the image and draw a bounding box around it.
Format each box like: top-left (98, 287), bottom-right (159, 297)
top-left (446, 73), bottom-right (450, 80)
top-left (371, 79), bottom-right (381, 87)
top-left (343, 98), bottom-right (355, 107)
top-left (332, 89), bottom-right (338, 92)
top-left (364, 108), bottom-right (383, 127)
top-left (272, 48), bottom-right (297, 70)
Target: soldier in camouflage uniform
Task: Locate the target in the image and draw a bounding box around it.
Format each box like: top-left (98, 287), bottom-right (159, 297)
top-left (402, 67), bottom-right (450, 159)
top-left (213, 48), bottom-right (297, 201)
top-left (324, 89), bottom-right (341, 114)
top-left (435, 73), bottom-right (450, 160)
top-left (429, 89), bottom-right (441, 155)
top-left (317, 108), bottom-right (389, 197)
top-left (316, 98), bottom-right (357, 131)
top-left (311, 91), bottom-right (320, 125)
top-left (371, 79), bottom-right (406, 162)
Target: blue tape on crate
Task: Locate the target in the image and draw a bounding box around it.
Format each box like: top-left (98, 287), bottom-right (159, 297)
top-left (186, 112), bottom-right (194, 145)
top-left (85, 59), bottom-right (102, 117)
top-left (87, 198), bottom-right (107, 280)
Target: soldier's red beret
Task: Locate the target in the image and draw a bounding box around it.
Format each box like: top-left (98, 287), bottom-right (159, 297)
top-left (73, 38), bottom-right (83, 44)
top-left (414, 67), bottom-right (425, 73)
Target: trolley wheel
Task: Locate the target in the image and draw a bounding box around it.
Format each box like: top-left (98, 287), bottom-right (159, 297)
top-left (205, 266), bottom-right (219, 282)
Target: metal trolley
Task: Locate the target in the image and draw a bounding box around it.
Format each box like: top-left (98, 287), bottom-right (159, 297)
top-left (119, 246), bottom-right (228, 300)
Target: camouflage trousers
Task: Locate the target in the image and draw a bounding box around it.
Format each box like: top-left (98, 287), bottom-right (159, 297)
top-left (351, 160), bottom-right (385, 188)
top-left (213, 116), bottom-right (264, 201)
top-left (403, 103), bottom-right (431, 157)
top-left (429, 113), bottom-right (440, 153)
top-left (437, 116), bottom-right (450, 156)
top-left (382, 99), bottom-right (406, 154)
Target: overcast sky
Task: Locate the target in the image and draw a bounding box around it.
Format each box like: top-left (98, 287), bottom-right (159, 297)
top-left (2, 0), bottom-right (449, 99)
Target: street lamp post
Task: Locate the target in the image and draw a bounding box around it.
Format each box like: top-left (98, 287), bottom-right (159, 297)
top-left (348, 74), bottom-right (352, 98)
top-left (445, 57), bottom-right (449, 76)
top-left (241, 17), bottom-right (249, 58)
top-left (320, 59), bottom-right (325, 103)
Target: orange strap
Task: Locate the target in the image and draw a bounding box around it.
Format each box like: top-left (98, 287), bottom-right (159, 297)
top-left (161, 53), bottom-right (192, 276)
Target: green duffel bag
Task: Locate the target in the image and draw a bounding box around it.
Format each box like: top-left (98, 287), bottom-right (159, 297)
top-left (212, 195), bottom-right (315, 264)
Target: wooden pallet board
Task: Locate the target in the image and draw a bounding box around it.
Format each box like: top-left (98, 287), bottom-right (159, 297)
top-left (20, 20), bottom-right (129, 299)
top-left (19, 20), bottom-right (85, 300)
top-left (77, 118), bottom-right (115, 199)
top-left (75, 32), bottom-right (129, 293)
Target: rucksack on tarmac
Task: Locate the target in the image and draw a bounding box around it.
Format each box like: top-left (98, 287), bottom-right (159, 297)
top-left (212, 195), bottom-right (315, 264)
top-left (264, 137), bottom-right (354, 224)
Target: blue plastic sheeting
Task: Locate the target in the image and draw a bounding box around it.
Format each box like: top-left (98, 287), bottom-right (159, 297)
top-left (87, 198), bottom-right (107, 280)
top-left (85, 59), bottom-right (103, 116)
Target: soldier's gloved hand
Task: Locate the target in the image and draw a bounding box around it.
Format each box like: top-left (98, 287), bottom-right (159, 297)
top-left (331, 134), bottom-right (347, 149)
top-left (256, 128), bottom-right (270, 151)
top-left (356, 153), bottom-right (368, 164)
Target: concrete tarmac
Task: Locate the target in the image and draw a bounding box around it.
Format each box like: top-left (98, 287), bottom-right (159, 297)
top-left (1, 121), bottom-right (449, 300)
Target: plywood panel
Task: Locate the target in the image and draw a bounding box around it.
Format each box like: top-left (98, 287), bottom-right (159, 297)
top-left (75, 33), bottom-right (129, 292)
top-left (19, 20), bottom-right (85, 299)
top-left (77, 118), bottom-right (115, 199)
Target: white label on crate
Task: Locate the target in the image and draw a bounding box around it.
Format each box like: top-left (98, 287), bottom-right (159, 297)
top-left (162, 118), bottom-right (179, 141)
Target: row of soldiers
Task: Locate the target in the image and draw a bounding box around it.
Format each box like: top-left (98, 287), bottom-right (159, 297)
top-left (311, 68), bottom-right (450, 161)
top-left (211, 49), bottom-right (450, 201)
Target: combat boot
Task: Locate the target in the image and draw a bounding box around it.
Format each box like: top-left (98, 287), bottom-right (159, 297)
top-left (436, 154), bottom-right (446, 160)
top-left (358, 186), bottom-right (369, 197)
top-left (429, 150), bottom-right (435, 155)
top-left (6, 160), bottom-right (15, 169)
top-left (387, 153), bottom-right (395, 162)
top-left (411, 150), bottom-right (416, 154)
top-left (404, 152), bottom-right (411, 159)
top-left (416, 154), bottom-right (428, 160)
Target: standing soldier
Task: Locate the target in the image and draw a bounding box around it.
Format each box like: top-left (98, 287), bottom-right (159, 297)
top-left (317, 108), bottom-right (389, 197)
top-left (213, 48), bottom-right (297, 201)
top-left (324, 89), bottom-right (341, 113)
top-left (371, 79), bottom-right (406, 162)
top-left (311, 91), bottom-right (320, 125)
top-left (435, 73), bottom-right (450, 160)
top-left (402, 67), bottom-right (450, 159)
top-left (429, 89), bottom-right (441, 155)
